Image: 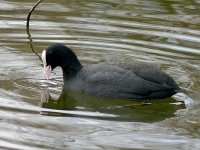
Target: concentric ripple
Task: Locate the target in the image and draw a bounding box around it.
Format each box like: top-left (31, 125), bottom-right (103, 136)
top-left (0, 0), bottom-right (200, 149)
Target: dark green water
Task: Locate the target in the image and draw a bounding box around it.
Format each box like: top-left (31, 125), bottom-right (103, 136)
top-left (0, 0), bottom-right (200, 149)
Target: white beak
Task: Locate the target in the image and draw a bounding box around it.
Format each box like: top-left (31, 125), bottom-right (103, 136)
top-left (42, 50), bottom-right (51, 80)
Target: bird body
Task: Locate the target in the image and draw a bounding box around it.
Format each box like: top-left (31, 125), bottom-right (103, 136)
top-left (42, 44), bottom-right (183, 100)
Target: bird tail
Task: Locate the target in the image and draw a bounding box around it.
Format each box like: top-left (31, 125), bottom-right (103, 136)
top-left (174, 87), bottom-right (186, 93)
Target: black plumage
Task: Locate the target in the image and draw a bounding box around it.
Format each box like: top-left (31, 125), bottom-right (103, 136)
top-left (42, 44), bottom-right (183, 99)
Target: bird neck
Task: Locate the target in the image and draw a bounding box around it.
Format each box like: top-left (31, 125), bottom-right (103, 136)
top-left (62, 62), bottom-right (82, 81)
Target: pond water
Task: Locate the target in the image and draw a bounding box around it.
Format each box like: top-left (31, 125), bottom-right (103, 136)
top-left (0, 0), bottom-right (200, 149)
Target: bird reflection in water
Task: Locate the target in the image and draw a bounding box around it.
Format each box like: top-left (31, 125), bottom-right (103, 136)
top-left (40, 87), bottom-right (185, 122)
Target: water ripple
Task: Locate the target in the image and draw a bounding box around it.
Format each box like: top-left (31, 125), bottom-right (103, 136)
top-left (0, 0), bottom-right (200, 149)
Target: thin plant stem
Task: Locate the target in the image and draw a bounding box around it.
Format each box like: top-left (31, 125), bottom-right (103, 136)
top-left (27, 0), bottom-right (43, 33)
top-left (26, 0), bottom-right (44, 62)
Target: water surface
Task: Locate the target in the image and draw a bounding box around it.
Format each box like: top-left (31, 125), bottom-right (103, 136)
top-left (0, 0), bottom-right (200, 149)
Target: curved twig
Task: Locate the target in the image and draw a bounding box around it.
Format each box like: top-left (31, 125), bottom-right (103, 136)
top-left (26, 0), bottom-right (43, 63)
top-left (27, 0), bottom-right (43, 33)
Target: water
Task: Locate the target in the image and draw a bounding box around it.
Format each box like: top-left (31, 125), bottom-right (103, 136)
top-left (0, 0), bottom-right (200, 149)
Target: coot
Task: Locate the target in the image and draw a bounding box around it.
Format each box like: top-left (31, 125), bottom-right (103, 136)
top-left (42, 44), bottom-right (183, 99)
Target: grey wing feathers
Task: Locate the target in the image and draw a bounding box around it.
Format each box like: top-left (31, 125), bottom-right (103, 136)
top-left (105, 61), bottom-right (178, 88)
top-left (79, 63), bottom-right (175, 98)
